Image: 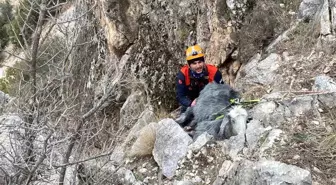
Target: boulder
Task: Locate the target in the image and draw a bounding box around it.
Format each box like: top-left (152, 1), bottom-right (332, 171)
top-left (245, 119), bottom-right (271, 150)
top-left (235, 53), bottom-right (282, 93)
top-left (214, 159), bottom-right (312, 185)
top-left (153, 119), bottom-right (192, 178)
top-left (314, 75), bottom-right (336, 108)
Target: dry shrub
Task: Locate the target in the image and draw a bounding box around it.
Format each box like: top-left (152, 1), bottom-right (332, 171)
top-left (276, 21), bottom-right (320, 55)
top-left (320, 134), bottom-right (336, 150)
top-left (236, 0), bottom-right (301, 62)
top-left (275, 106), bottom-right (336, 184)
top-left (155, 106), bottom-right (177, 120)
top-left (129, 122), bottom-right (160, 157)
top-left (319, 106), bottom-right (336, 150)
top-left (128, 106), bottom-right (180, 157)
top-left (241, 84), bottom-right (268, 100)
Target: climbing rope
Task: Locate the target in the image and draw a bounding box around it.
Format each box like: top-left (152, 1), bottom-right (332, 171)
top-left (213, 98), bottom-right (261, 120)
top-left (229, 98), bottom-right (261, 105)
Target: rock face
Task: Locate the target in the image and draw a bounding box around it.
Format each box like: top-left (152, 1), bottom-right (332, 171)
top-left (235, 53), bottom-right (282, 93)
top-left (300, 0), bottom-right (336, 37)
top-left (98, 0), bottom-right (236, 109)
top-left (3, 0), bottom-right (333, 184)
top-left (245, 119), bottom-right (271, 149)
top-left (250, 101), bottom-right (289, 127)
top-left (298, 0), bottom-right (323, 21)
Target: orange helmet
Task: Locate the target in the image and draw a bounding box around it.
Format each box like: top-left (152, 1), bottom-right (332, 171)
top-left (185, 44), bottom-right (204, 61)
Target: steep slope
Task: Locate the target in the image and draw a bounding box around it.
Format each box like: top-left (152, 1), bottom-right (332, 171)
top-left (1, 0), bottom-right (336, 184)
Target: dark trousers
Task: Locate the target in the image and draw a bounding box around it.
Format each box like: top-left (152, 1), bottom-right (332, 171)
top-left (180, 105), bottom-right (188, 114)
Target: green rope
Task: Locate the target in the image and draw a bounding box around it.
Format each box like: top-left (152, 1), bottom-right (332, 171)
top-left (230, 98), bottom-right (261, 104)
top-left (230, 98), bottom-right (261, 109)
top-left (215, 114), bottom-right (225, 120)
top-left (213, 98), bottom-right (261, 120)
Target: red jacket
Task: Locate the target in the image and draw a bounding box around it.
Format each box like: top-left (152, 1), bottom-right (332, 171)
top-left (176, 64), bottom-right (223, 107)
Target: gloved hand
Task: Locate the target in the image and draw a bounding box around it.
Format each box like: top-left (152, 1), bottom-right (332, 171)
top-left (191, 99), bottom-right (196, 107)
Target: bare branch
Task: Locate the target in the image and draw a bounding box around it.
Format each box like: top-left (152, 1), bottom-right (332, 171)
top-left (0, 64), bottom-right (27, 72)
top-left (47, 2), bottom-right (67, 10)
top-left (39, 21), bottom-right (56, 47)
top-left (56, 2), bottom-right (97, 25)
top-left (0, 49), bottom-right (29, 62)
top-left (30, 0), bottom-right (47, 91)
top-left (7, 18), bottom-right (27, 54)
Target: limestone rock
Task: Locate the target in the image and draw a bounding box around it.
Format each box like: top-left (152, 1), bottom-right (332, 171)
top-left (124, 108), bottom-right (156, 147)
top-left (283, 96), bottom-right (314, 117)
top-left (298, 0), bottom-right (322, 21)
top-left (224, 134), bottom-right (245, 160)
top-left (153, 118), bottom-right (193, 178)
top-left (320, 0), bottom-right (331, 36)
top-left (250, 101), bottom-right (290, 127)
top-left (259, 129), bottom-right (283, 155)
top-left (314, 75), bottom-right (336, 108)
top-left (174, 180), bottom-right (194, 185)
top-left (255, 160), bottom-right (312, 185)
top-left (215, 159), bottom-right (312, 185)
top-left (116, 167), bottom-right (143, 185)
top-left (0, 115), bottom-right (24, 178)
top-left (245, 120), bottom-right (271, 150)
top-left (119, 91), bottom-right (148, 128)
top-left (236, 53), bottom-right (282, 93)
top-left (188, 132), bottom-right (213, 152)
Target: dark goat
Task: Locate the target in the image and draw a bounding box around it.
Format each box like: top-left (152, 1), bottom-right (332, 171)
top-left (176, 83), bottom-right (245, 140)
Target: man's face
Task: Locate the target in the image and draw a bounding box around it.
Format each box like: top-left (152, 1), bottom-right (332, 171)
top-left (189, 60), bottom-right (205, 73)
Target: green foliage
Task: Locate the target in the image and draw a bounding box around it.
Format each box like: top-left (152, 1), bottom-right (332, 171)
top-left (0, 34), bottom-right (67, 96)
top-left (6, 0), bottom-right (68, 47)
top-left (0, 77), bottom-right (9, 93)
top-left (0, 1), bottom-right (13, 49)
top-left (0, 63), bottom-right (30, 95)
top-left (292, 132), bottom-right (309, 143)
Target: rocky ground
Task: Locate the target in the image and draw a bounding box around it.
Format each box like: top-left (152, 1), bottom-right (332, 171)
top-left (1, 0), bottom-right (336, 184)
